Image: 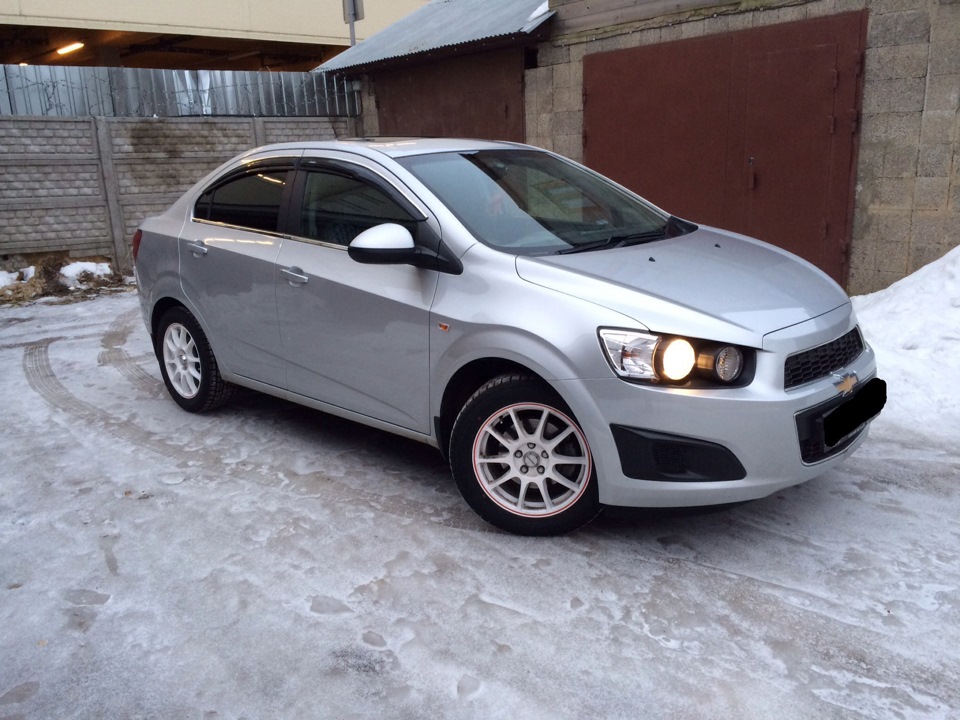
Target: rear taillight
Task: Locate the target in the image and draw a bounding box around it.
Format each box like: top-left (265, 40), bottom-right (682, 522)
top-left (132, 229), bottom-right (143, 263)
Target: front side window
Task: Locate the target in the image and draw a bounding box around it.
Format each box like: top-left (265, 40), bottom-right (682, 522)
top-left (298, 170), bottom-right (416, 246)
top-left (194, 170), bottom-right (288, 233)
top-left (398, 150), bottom-right (683, 255)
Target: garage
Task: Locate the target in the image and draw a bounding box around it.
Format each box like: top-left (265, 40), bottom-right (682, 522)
top-left (583, 12), bottom-right (867, 285)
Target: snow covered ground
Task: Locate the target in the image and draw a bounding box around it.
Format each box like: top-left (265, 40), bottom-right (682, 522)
top-left (1, 249), bottom-right (958, 719)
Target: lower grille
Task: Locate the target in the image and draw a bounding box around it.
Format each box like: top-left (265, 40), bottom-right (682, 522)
top-left (784, 327), bottom-right (864, 390)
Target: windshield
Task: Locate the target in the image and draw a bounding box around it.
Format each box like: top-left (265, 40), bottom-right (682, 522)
top-left (397, 149), bottom-right (688, 255)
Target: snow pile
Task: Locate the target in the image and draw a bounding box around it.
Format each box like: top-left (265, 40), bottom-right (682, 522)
top-left (0, 265), bottom-right (36, 290)
top-left (853, 245), bottom-right (960, 444)
top-left (0, 266), bottom-right (35, 287)
top-left (0, 261), bottom-right (114, 291)
top-left (1, 260), bottom-right (125, 302)
top-left (59, 261), bottom-right (113, 288)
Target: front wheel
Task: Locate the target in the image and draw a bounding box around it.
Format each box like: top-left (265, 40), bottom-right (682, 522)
top-left (155, 306), bottom-right (232, 413)
top-left (449, 374), bottom-right (601, 535)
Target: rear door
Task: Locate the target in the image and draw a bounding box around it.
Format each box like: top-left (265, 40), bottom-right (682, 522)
top-left (275, 156), bottom-right (438, 432)
top-left (179, 158), bottom-right (295, 387)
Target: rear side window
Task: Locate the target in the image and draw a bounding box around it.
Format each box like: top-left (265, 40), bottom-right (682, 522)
top-left (194, 170), bottom-right (288, 233)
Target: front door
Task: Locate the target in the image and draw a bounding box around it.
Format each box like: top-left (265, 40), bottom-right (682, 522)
top-left (275, 164), bottom-right (437, 432)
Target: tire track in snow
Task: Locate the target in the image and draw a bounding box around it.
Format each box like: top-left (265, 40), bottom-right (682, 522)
top-left (0, 317), bottom-right (33, 334)
top-left (0, 332), bottom-right (101, 351)
top-left (97, 306), bottom-right (164, 397)
top-left (23, 338), bottom-right (176, 456)
top-left (22, 331), bottom-right (484, 533)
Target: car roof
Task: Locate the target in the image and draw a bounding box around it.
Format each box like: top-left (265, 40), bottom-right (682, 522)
top-left (243, 137), bottom-right (535, 162)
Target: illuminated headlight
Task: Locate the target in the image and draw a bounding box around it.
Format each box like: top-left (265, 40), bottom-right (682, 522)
top-left (599, 329), bottom-right (748, 386)
top-left (659, 338), bottom-right (696, 381)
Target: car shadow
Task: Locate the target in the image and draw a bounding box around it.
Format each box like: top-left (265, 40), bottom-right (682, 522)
top-left (226, 386), bottom-right (451, 475)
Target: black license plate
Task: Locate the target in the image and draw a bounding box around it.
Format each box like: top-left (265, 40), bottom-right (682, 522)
top-left (823, 377), bottom-right (887, 447)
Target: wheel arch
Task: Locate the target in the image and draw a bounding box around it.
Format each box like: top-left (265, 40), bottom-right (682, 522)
top-left (150, 296), bottom-right (188, 339)
top-left (435, 357), bottom-right (545, 460)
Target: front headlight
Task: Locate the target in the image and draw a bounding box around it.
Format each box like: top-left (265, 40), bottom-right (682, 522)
top-left (599, 330), bottom-right (660, 380)
top-left (599, 329), bottom-right (748, 386)
top-left (660, 338), bottom-right (696, 381)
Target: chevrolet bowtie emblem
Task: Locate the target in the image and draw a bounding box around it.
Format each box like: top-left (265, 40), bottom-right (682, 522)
top-left (834, 373), bottom-right (859, 396)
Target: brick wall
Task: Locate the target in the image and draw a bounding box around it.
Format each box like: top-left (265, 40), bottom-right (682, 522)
top-left (528, 0), bottom-right (959, 294)
top-left (0, 116), bottom-right (348, 272)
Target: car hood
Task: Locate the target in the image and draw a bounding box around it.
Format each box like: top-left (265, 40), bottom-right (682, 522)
top-left (515, 226), bottom-right (849, 347)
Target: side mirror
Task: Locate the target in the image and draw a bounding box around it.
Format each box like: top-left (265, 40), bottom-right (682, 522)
top-left (347, 223), bottom-right (417, 265)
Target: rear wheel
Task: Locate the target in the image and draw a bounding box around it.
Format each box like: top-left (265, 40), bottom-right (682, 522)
top-left (155, 306), bottom-right (232, 413)
top-left (450, 374), bottom-right (601, 535)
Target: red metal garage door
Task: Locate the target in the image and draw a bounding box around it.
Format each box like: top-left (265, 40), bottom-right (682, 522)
top-left (584, 12), bottom-right (866, 285)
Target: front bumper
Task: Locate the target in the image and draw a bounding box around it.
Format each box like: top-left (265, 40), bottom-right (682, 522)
top-left (556, 312), bottom-right (882, 508)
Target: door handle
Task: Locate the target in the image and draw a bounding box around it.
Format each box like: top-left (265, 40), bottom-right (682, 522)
top-left (281, 266), bottom-right (309, 286)
top-left (187, 241), bottom-right (208, 257)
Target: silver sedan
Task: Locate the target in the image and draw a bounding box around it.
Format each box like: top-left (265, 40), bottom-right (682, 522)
top-left (133, 138), bottom-right (885, 535)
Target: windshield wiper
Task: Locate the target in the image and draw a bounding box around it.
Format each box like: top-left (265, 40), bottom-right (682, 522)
top-left (557, 227), bottom-right (667, 255)
top-left (557, 236), bottom-right (625, 255)
top-left (556, 215), bottom-right (698, 255)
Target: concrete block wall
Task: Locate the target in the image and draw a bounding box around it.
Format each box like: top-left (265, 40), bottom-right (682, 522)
top-left (531, 0), bottom-right (959, 294)
top-left (261, 118), bottom-right (345, 144)
top-left (0, 116), bottom-right (348, 272)
top-left (0, 118), bottom-right (111, 261)
top-left (852, 0), bottom-right (959, 293)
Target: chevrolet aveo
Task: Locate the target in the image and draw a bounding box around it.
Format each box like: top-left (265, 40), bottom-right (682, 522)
top-left (133, 138), bottom-right (886, 535)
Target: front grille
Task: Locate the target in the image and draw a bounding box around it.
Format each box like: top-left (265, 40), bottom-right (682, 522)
top-left (784, 327), bottom-right (865, 390)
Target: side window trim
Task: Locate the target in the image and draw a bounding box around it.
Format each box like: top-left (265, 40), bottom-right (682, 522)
top-left (297, 158), bottom-right (428, 223)
top-left (288, 162), bottom-right (425, 248)
top-left (192, 159), bottom-right (298, 236)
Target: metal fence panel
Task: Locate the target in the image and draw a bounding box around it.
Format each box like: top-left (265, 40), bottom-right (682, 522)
top-left (0, 65), bottom-right (357, 118)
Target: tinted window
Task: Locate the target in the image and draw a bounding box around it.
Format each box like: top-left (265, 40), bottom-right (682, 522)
top-left (195, 170), bottom-right (288, 233)
top-left (298, 170), bottom-right (415, 246)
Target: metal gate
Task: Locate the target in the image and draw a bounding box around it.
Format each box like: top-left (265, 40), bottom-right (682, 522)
top-left (584, 12), bottom-right (867, 285)
top-left (0, 65), bottom-right (357, 118)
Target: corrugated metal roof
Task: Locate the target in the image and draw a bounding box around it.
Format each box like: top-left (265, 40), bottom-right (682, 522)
top-left (319, 0), bottom-right (554, 73)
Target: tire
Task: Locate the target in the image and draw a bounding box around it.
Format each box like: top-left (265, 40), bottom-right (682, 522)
top-left (155, 306), bottom-right (232, 413)
top-left (449, 373), bottom-right (601, 535)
